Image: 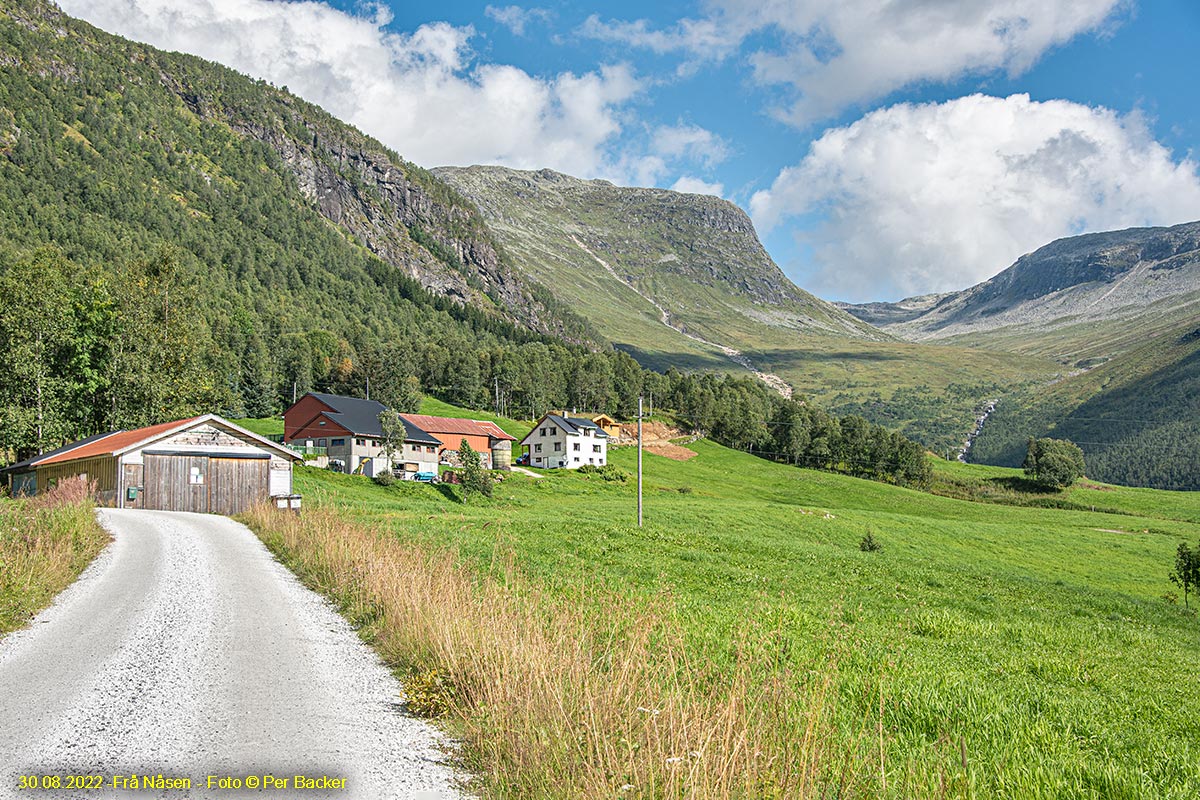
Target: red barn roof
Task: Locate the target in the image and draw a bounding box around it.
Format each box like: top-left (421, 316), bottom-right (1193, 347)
top-left (36, 418), bottom-right (202, 466)
top-left (398, 414), bottom-right (515, 441)
top-left (7, 415), bottom-right (300, 471)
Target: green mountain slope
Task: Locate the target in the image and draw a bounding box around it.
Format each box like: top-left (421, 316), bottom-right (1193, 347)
top-left (845, 222), bottom-right (1200, 488)
top-left (849, 220), bottom-right (1200, 366)
top-left (434, 165), bottom-right (880, 379)
top-left (969, 321), bottom-right (1200, 489)
top-left (435, 165), bottom-right (1056, 451)
top-left (0, 0), bottom-right (597, 338)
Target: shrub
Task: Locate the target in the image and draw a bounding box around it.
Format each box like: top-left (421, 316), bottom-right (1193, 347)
top-left (599, 464), bottom-right (630, 483)
top-left (1023, 438), bottom-right (1085, 489)
top-left (372, 471), bottom-right (395, 487)
top-left (859, 532), bottom-right (882, 552)
top-left (459, 439), bottom-right (493, 498)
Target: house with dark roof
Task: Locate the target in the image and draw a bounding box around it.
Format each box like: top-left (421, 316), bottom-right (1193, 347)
top-left (519, 413), bottom-right (609, 469)
top-left (398, 413), bottom-right (517, 470)
top-left (1, 415), bottom-right (301, 514)
top-left (283, 392), bottom-right (441, 478)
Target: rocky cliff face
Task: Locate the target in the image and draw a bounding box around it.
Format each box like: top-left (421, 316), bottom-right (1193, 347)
top-left (149, 56), bottom-right (594, 342)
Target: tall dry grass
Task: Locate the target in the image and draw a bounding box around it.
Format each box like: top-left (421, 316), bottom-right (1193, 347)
top-left (245, 506), bottom-right (886, 798)
top-left (0, 476), bottom-right (109, 634)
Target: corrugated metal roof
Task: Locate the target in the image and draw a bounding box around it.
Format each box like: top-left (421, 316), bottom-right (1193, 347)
top-left (7, 415), bottom-right (302, 472)
top-left (399, 414), bottom-right (516, 441)
top-left (1, 431), bottom-right (115, 473)
top-left (35, 418), bottom-right (202, 466)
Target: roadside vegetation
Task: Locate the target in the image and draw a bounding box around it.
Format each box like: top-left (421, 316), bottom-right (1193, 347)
top-left (0, 476), bottom-right (108, 635)
top-left (245, 406), bottom-right (1200, 799)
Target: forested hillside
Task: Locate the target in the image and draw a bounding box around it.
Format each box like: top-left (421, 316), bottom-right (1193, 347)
top-left (0, 0), bottom-right (934, 491)
top-left (969, 321), bottom-right (1200, 489)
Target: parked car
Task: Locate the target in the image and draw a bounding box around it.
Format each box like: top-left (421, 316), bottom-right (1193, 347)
top-left (515, 452), bottom-right (529, 466)
top-left (413, 471), bottom-right (438, 483)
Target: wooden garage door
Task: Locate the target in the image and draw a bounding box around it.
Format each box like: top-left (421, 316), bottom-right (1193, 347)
top-left (208, 457), bottom-right (269, 516)
top-left (143, 454), bottom-right (271, 515)
top-left (143, 454), bottom-right (210, 513)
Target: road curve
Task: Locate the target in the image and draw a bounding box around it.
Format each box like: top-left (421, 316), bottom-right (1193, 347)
top-left (0, 509), bottom-right (465, 799)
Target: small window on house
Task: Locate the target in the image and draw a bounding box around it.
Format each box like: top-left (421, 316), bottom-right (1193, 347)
top-left (427, 446), bottom-right (436, 453)
top-left (534, 443), bottom-right (542, 453)
top-left (317, 438), bottom-right (327, 447)
top-left (553, 442), bottom-right (561, 452)
top-left (588, 457), bottom-right (594, 464)
top-left (599, 458), bottom-right (605, 465)
top-left (573, 457), bottom-right (580, 463)
top-left (593, 444), bottom-right (601, 453)
top-left (332, 438), bottom-right (346, 447)
top-left (573, 442), bottom-right (580, 451)
top-left (541, 427), bottom-right (548, 436)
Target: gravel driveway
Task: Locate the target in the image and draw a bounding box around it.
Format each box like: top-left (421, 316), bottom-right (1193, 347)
top-left (0, 509), bottom-right (466, 799)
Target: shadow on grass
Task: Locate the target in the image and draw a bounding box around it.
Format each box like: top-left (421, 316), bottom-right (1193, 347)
top-left (989, 476), bottom-right (1060, 494)
top-left (433, 482), bottom-right (464, 504)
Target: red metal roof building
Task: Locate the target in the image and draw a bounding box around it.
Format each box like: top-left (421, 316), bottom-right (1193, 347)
top-left (398, 414), bottom-right (515, 470)
top-left (2, 415), bottom-right (301, 514)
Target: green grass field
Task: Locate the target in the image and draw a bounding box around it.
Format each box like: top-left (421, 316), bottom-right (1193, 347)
top-left (289, 417), bottom-right (1200, 798)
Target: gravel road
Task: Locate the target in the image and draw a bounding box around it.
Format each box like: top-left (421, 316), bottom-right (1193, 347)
top-left (0, 509), bottom-right (466, 799)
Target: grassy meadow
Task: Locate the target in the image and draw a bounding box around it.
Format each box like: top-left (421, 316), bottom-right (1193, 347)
top-left (0, 477), bottom-right (109, 635)
top-left (247, 402), bottom-right (1200, 799)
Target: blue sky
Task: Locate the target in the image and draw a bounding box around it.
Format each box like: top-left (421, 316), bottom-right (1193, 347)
top-left (63, 1), bottom-right (1200, 302)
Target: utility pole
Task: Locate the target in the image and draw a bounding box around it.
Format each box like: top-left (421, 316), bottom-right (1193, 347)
top-left (365, 376), bottom-right (370, 401)
top-left (637, 395), bottom-right (644, 527)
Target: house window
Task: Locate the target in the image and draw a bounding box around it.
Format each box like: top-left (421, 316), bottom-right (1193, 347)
top-left (426, 446), bottom-right (436, 453)
top-left (331, 438), bottom-right (346, 447)
top-left (534, 443), bottom-right (542, 453)
top-left (593, 445), bottom-right (602, 453)
top-left (573, 457), bottom-right (580, 463)
top-left (535, 457), bottom-right (542, 464)
top-left (599, 458), bottom-right (605, 465)
top-left (573, 442), bottom-right (580, 451)
top-left (541, 427), bottom-right (548, 436)
top-left (317, 438), bottom-right (327, 447)
top-left (588, 457), bottom-right (594, 464)
top-left (553, 442), bottom-right (561, 452)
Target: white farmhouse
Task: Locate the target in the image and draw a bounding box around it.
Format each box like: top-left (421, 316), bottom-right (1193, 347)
top-left (520, 414), bottom-right (610, 469)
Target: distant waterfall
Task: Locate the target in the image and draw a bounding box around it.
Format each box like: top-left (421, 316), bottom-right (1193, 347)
top-left (959, 399), bottom-right (998, 462)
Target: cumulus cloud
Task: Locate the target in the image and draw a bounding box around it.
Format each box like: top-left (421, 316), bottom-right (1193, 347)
top-left (652, 123), bottom-right (730, 167)
top-left (484, 5), bottom-right (551, 37)
top-left (750, 94), bottom-right (1200, 301)
top-left (582, 0), bottom-right (1128, 123)
top-left (60, 0), bottom-right (639, 176)
top-left (670, 176), bottom-right (725, 197)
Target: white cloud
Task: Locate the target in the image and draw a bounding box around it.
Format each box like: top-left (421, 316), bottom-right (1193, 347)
top-left (750, 94), bottom-right (1200, 301)
top-left (652, 123), bottom-right (730, 167)
top-left (578, 13), bottom-right (734, 57)
top-left (670, 176), bottom-right (725, 197)
top-left (582, 1), bottom-right (1128, 123)
top-left (484, 5), bottom-right (550, 37)
top-left (60, 0), bottom-right (639, 176)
